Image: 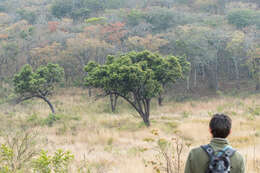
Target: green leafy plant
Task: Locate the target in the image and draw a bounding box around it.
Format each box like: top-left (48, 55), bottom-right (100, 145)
top-left (32, 149), bottom-right (74, 173)
top-left (0, 129), bottom-right (39, 172)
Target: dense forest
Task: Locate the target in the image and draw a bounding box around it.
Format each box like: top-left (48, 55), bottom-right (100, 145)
top-left (0, 0), bottom-right (260, 98)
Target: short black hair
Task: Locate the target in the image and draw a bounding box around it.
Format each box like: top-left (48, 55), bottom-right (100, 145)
top-left (209, 114), bottom-right (232, 138)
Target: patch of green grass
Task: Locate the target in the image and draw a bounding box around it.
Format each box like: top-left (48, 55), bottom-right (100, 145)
top-left (107, 137), bottom-right (113, 145)
top-left (248, 105), bottom-right (260, 116)
top-left (182, 111), bottom-right (190, 118)
top-left (160, 116), bottom-right (174, 120)
top-left (159, 121), bottom-right (179, 134)
top-left (217, 105), bottom-right (224, 112)
top-left (26, 113), bottom-right (44, 126)
top-left (143, 137), bottom-right (155, 143)
top-left (101, 117), bottom-right (145, 132)
top-left (104, 145), bottom-right (113, 153)
top-left (127, 146), bottom-right (148, 156)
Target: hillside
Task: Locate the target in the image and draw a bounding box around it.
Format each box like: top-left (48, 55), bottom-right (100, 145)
top-left (0, 0), bottom-right (260, 93)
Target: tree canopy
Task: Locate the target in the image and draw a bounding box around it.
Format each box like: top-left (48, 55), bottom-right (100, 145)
top-left (13, 63), bottom-right (64, 114)
top-left (85, 50), bottom-right (187, 126)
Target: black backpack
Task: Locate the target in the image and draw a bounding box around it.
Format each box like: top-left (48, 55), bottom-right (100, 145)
top-left (201, 144), bottom-right (236, 173)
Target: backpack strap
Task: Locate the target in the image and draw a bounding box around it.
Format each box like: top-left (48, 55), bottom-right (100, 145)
top-left (201, 144), bottom-right (215, 157)
top-left (201, 145), bottom-right (236, 158)
top-left (222, 146), bottom-right (236, 158)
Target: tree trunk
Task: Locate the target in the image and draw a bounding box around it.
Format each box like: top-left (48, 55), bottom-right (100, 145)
top-left (256, 83), bottom-right (260, 91)
top-left (88, 88), bottom-right (92, 97)
top-left (234, 58), bottom-right (240, 89)
top-left (186, 71), bottom-right (191, 91)
top-left (142, 114), bottom-right (150, 127)
top-left (202, 65), bottom-right (205, 81)
top-left (110, 94), bottom-right (118, 113)
top-left (158, 92), bottom-right (163, 106)
top-left (158, 84), bottom-right (165, 106)
top-left (39, 96), bottom-right (55, 114)
top-left (215, 60), bottom-right (219, 91)
top-left (256, 78), bottom-right (260, 91)
top-left (142, 99), bottom-right (150, 127)
top-left (194, 67), bottom-right (197, 88)
top-left (113, 93), bottom-right (151, 127)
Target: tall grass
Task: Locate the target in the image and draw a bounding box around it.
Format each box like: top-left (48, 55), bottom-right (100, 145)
top-left (0, 88), bottom-right (259, 172)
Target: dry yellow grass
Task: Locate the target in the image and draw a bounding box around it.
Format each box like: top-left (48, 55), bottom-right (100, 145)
top-left (0, 88), bottom-right (260, 173)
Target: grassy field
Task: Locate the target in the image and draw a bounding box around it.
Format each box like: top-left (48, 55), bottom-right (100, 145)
top-left (0, 88), bottom-right (260, 173)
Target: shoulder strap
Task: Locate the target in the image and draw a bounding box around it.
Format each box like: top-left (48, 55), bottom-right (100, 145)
top-left (201, 144), bottom-right (215, 157)
top-left (223, 146), bottom-right (236, 158)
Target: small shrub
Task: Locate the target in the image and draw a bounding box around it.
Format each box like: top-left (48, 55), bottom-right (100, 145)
top-left (0, 129), bottom-right (39, 172)
top-left (27, 113), bottom-right (44, 126)
top-left (32, 149), bottom-right (74, 173)
top-left (43, 114), bottom-right (61, 127)
top-left (181, 111), bottom-right (190, 118)
top-left (144, 131), bottom-right (188, 173)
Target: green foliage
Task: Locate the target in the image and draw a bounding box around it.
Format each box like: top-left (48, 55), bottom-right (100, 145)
top-left (125, 10), bottom-right (145, 26)
top-left (14, 63), bottom-right (64, 97)
top-left (227, 9), bottom-right (260, 29)
top-left (83, 0), bottom-right (105, 12)
top-left (143, 7), bottom-right (189, 32)
top-left (144, 7), bottom-right (175, 31)
top-left (32, 150), bottom-right (74, 173)
top-left (85, 17), bottom-right (107, 24)
top-left (51, 0), bottom-right (109, 19)
top-left (247, 48), bottom-right (260, 90)
top-left (0, 4), bottom-right (6, 12)
top-left (85, 50), bottom-right (162, 100)
top-left (71, 8), bottom-right (90, 21)
top-left (16, 9), bottom-right (37, 24)
top-left (0, 144), bottom-right (13, 172)
top-left (0, 129), bottom-right (39, 172)
top-left (1, 42), bottom-right (19, 61)
top-left (51, 0), bottom-right (73, 19)
top-left (43, 113), bottom-right (61, 127)
top-left (104, 0), bottom-right (127, 9)
top-left (13, 63), bottom-right (64, 113)
top-left (85, 50), bottom-right (186, 126)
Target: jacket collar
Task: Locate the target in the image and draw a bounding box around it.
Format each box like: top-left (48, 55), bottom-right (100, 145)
top-left (210, 138), bottom-right (229, 146)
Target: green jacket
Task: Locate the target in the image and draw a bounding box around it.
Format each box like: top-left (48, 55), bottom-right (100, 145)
top-left (184, 138), bottom-right (245, 173)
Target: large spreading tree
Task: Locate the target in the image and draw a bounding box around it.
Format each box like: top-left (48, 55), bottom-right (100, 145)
top-left (13, 63), bottom-right (64, 114)
top-left (85, 50), bottom-right (186, 126)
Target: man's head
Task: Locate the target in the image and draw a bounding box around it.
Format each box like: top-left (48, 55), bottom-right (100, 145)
top-left (209, 114), bottom-right (232, 138)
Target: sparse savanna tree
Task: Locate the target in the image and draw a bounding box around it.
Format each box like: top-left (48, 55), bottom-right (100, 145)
top-left (85, 50), bottom-right (185, 126)
top-left (13, 63), bottom-right (64, 114)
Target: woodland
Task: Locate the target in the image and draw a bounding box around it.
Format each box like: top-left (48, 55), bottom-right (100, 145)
top-left (0, 0), bottom-right (259, 97)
